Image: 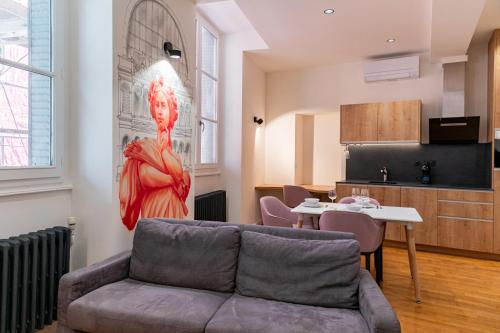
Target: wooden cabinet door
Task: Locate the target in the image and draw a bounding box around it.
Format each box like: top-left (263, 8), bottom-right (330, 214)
top-left (492, 171), bottom-right (500, 254)
top-left (401, 188), bottom-right (438, 246)
top-left (490, 31), bottom-right (500, 130)
top-left (377, 100), bottom-right (421, 142)
top-left (368, 186), bottom-right (402, 241)
top-left (340, 103), bottom-right (378, 143)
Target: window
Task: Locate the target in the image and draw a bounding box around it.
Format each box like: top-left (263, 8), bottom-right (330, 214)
top-left (196, 18), bottom-right (219, 169)
top-left (0, 0), bottom-right (56, 179)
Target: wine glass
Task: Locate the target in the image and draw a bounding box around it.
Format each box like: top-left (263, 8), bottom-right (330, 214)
top-left (328, 189), bottom-right (337, 203)
top-left (352, 188), bottom-right (360, 199)
top-left (360, 188), bottom-right (370, 199)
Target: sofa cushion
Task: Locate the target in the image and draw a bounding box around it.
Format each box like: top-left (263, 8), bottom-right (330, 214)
top-left (67, 279), bottom-right (232, 333)
top-left (130, 220), bottom-right (240, 292)
top-left (236, 231), bottom-right (360, 309)
top-left (205, 294), bottom-right (370, 333)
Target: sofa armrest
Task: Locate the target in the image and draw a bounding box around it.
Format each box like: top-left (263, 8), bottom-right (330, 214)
top-left (358, 270), bottom-right (401, 333)
top-left (57, 251), bottom-right (131, 327)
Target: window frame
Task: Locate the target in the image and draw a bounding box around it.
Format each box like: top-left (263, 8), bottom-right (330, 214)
top-left (0, 0), bottom-right (64, 182)
top-left (195, 15), bottom-right (220, 172)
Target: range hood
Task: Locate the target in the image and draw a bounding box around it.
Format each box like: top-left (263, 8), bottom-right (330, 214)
top-left (429, 116), bottom-right (480, 144)
top-left (429, 61), bottom-right (480, 144)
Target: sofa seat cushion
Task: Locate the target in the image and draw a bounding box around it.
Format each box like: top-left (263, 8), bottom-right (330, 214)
top-left (236, 231), bottom-right (360, 309)
top-left (67, 279), bottom-right (231, 333)
top-left (205, 294), bottom-right (370, 333)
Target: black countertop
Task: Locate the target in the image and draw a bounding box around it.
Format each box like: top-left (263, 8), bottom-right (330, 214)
top-left (338, 180), bottom-right (493, 191)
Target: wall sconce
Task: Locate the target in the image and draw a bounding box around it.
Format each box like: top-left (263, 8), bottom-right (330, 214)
top-left (164, 42), bottom-right (182, 59)
top-left (253, 116), bottom-right (264, 125)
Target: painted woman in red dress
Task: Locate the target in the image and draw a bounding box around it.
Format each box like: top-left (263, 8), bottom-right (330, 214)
top-left (119, 77), bottom-right (191, 230)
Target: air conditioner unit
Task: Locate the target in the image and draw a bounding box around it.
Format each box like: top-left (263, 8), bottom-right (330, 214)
top-left (363, 56), bottom-right (420, 82)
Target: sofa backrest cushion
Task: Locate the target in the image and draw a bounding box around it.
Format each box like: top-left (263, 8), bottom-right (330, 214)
top-left (144, 218), bottom-right (355, 241)
top-left (130, 220), bottom-right (241, 292)
top-left (236, 231), bottom-right (360, 309)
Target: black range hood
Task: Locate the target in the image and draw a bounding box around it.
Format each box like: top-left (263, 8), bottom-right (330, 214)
top-left (429, 116), bottom-right (480, 144)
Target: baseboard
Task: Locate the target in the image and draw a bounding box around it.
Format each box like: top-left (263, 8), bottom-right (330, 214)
top-left (384, 240), bottom-right (500, 261)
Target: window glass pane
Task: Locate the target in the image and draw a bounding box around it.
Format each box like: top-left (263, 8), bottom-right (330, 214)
top-left (201, 26), bottom-right (217, 77)
top-left (201, 120), bottom-right (217, 164)
top-left (201, 73), bottom-right (216, 120)
top-left (0, 0), bottom-right (52, 71)
top-left (0, 65), bottom-right (52, 167)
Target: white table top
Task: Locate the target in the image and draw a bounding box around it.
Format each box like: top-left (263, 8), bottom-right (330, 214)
top-left (291, 203), bottom-right (423, 224)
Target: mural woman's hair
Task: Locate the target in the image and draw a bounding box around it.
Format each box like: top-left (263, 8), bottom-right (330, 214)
top-left (147, 77), bottom-right (179, 129)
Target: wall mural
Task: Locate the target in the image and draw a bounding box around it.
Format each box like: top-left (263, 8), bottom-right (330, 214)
top-left (116, 0), bottom-right (193, 230)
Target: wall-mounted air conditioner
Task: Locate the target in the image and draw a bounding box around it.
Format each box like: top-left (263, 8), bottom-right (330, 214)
top-left (363, 56), bottom-right (420, 82)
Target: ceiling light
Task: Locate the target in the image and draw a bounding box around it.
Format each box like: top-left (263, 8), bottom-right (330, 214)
top-left (323, 8), bottom-right (335, 14)
top-left (386, 38), bottom-right (396, 43)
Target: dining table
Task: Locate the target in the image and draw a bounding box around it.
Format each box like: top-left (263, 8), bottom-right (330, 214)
top-left (291, 202), bottom-right (424, 303)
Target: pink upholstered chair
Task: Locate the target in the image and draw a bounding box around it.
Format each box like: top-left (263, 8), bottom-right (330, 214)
top-left (319, 210), bottom-right (385, 284)
top-left (260, 196), bottom-right (313, 229)
top-left (283, 185), bottom-right (313, 208)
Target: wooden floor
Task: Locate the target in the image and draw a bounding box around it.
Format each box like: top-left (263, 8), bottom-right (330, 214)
top-left (372, 247), bottom-right (500, 333)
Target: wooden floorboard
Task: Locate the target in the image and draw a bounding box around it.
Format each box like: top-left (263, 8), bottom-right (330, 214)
top-left (371, 246), bottom-right (500, 332)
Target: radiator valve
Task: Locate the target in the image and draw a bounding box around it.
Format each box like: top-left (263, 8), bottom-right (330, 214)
top-left (67, 217), bottom-right (77, 246)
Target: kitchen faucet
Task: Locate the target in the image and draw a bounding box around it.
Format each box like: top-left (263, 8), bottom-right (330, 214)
top-left (381, 166), bottom-right (388, 182)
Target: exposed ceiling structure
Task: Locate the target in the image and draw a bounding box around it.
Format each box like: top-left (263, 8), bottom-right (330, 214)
top-left (199, 0), bottom-right (500, 72)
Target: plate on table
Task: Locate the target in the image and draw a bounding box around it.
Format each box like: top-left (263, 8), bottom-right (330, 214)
top-left (303, 202), bottom-right (322, 208)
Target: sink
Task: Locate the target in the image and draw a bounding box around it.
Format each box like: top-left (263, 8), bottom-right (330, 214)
top-left (368, 181), bottom-right (398, 185)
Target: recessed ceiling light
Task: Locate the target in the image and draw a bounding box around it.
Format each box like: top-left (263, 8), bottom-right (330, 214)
top-left (386, 38), bottom-right (397, 43)
top-left (323, 8), bottom-right (335, 14)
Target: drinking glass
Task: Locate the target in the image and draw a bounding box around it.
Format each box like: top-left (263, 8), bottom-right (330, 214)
top-left (352, 188), bottom-right (360, 198)
top-left (360, 188), bottom-right (370, 199)
top-left (328, 189), bottom-right (337, 203)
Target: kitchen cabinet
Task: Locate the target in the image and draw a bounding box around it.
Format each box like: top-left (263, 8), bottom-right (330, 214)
top-left (401, 188), bottom-right (438, 246)
top-left (340, 100), bottom-right (421, 144)
top-left (494, 171), bottom-right (500, 254)
top-left (489, 30), bottom-right (500, 135)
top-left (336, 182), bottom-right (499, 254)
top-left (437, 189), bottom-right (494, 253)
top-left (368, 186), bottom-right (402, 242)
top-left (377, 100), bottom-right (421, 142)
top-left (438, 218), bottom-right (493, 253)
top-left (340, 103), bottom-right (378, 143)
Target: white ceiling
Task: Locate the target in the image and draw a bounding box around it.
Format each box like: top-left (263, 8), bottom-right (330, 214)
top-left (235, 0), bottom-right (433, 72)
top-left (471, 0), bottom-right (500, 44)
top-left (199, 0), bottom-right (499, 72)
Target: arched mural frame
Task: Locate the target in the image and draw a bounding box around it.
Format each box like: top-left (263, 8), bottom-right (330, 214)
top-left (115, 0), bottom-right (195, 228)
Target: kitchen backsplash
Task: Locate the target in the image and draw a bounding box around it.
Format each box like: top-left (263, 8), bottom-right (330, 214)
top-left (346, 144), bottom-right (492, 188)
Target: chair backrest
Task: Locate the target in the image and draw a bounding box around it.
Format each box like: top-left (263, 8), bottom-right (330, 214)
top-left (339, 196), bottom-right (380, 206)
top-left (283, 185), bottom-right (313, 208)
top-left (260, 196), bottom-right (296, 228)
top-left (319, 210), bottom-right (385, 253)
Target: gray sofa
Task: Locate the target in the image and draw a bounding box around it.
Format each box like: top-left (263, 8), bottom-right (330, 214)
top-left (57, 219), bottom-right (400, 333)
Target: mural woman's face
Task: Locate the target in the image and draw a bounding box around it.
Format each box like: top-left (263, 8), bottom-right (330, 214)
top-left (154, 90), bottom-right (170, 130)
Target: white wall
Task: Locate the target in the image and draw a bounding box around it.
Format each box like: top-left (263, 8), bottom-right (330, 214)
top-left (222, 33), bottom-right (244, 222)
top-left (241, 54), bottom-right (266, 224)
top-left (69, 0), bottom-right (115, 266)
top-left (265, 54), bottom-right (444, 184)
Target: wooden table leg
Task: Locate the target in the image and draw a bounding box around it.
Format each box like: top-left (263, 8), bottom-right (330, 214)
top-left (296, 213), bottom-right (304, 229)
top-left (405, 223), bottom-right (421, 303)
